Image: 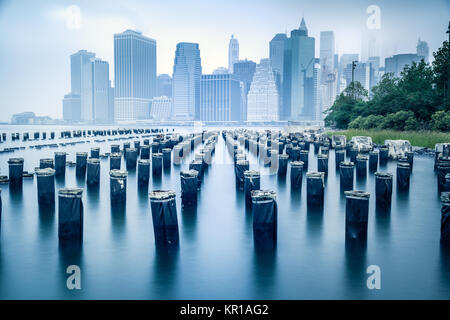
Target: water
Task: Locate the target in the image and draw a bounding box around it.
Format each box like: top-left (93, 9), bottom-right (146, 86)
top-left (0, 125), bottom-right (448, 299)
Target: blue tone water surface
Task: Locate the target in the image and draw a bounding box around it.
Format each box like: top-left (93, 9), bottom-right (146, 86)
top-left (0, 125), bottom-right (448, 299)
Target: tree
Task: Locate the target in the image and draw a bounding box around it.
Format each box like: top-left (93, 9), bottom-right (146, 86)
top-left (324, 82), bottom-right (367, 129)
top-left (432, 40), bottom-right (450, 109)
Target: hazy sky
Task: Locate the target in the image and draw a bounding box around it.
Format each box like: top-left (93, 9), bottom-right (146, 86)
top-left (0, 0), bottom-right (449, 121)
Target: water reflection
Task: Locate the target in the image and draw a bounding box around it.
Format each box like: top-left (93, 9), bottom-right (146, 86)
top-left (181, 205), bottom-right (198, 243)
top-left (251, 249), bottom-right (277, 299)
top-left (306, 203), bottom-right (324, 243)
top-left (58, 240), bottom-right (84, 298)
top-left (344, 238), bottom-right (367, 298)
top-left (8, 183), bottom-right (23, 205)
top-left (110, 203), bottom-right (126, 241)
top-left (152, 248), bottom-right (179, 299)
top-left (137, 182), bottom-right (149, 207)
top-left (38, 202), bottom-right (55, 240)
top-left (86, 184), bottom-right (100, 209)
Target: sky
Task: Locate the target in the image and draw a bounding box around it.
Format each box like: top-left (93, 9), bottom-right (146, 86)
top-left (0, 0), bottom-right (449, 121)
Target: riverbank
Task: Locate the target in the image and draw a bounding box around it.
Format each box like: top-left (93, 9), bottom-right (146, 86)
top-left (326, 129), bottom-right (450, 149)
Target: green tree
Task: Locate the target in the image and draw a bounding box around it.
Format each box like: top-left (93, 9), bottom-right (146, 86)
top-left (430, 110), bottom-right (450, 131)
top-left (324, 82), bottom-right (368, 129)
top-left (432, 40), bottom-right (450, 109)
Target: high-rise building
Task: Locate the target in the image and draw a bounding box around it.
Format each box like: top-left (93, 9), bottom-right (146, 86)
top-left (233, 59), bottom-right (257, 121)
top-left (91, 58), bottom-right (110, 123)
top-left (247, 59), bottom-right (279, 122)
top-left (157, 74), bottom-right (172, 97)
top-left (114, 30), bottom-right (157, 121)
top-left (337, 54), bottom-right (359, 95)
top-left (385, 53), bottom-right (423, 77)
top-left (64, 50), bottom-right (113, 123)
top-left (63, 93), bottom-right (81, 122)
top-left (200, 74), bottom-right (241, 121)
top-left (282, 17), bottom-right (315, 120)
top-left (343, 62), bottom-right (371, 93)
top-left (70, 50), bottom-right (95, 121)
top-left (416, 39), bottom-right (429, 63)
top-left (150, 96), bottom-right (172, 120)
top-left (228, 35), bottom-right (239, 74)
top-left (172, 42), bottom-right (202, 120)
top-left (319, 31), bottom-right (336, 116)
top-left (320, 31), bottom-right (335, 74)
top-left (270, 33), bottom-right (287, 95)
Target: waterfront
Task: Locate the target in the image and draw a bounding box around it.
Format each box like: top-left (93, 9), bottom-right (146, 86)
top-left (0, 125), bottom-right (448, 299)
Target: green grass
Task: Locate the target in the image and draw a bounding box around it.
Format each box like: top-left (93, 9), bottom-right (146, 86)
top-left (326, 129), bottom-right (450, 149)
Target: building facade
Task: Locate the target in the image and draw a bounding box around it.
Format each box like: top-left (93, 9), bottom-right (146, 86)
top-left (247, 59), bottom-right (279, 122)
top-left (114, 30), bottom-right (157, 121)
top-left (150, 96), bottom-right (172, 120)
top-left (172, 42), bottom-right (202, 120)
top-left (282, 18), bottom-right (315, 120)
top-left (233, 59), bottom-right (256, 121)
top-left (70, 50), bottom-right (95, 121)
top-left (200, 74), bottom-right (241, 121)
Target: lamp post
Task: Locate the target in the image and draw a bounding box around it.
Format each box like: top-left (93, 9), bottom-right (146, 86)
top-left (351, 60), bottom-right (358, 99)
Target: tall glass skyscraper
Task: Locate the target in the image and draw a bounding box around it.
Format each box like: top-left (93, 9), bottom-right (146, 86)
top-left (282, 18), bottom-right (315, 121)
top-left (64, 50), bottom-right (112, 123)
top-left (172, 42), bottom-right (202, 120)
top-left (200, 74), bottom-right (241, 121)
top-left (233, 59), bottom-right (256, 121)
top-left (247, 59), bottom-right (279, 121)
top-left (228, 35), bottom-right (239, 73)
top-left (70, 50), bottom-right (95, 121)
top-left (92, 59), bottom-right (110, 123)
top-left (114, 30), bottom-right (157, 121)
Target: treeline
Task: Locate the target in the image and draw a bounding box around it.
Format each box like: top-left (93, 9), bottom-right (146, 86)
top-left (324, 40), bottom-right (450, 131)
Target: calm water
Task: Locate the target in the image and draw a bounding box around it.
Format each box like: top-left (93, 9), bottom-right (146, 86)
top-left (0, 125), bottom-right (448, 300)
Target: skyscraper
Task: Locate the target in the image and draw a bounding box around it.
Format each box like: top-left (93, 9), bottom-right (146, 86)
top-left (319, 31), bottom-right (336, 116)
top-left (92, 58), bottom-right (110, 123)
top-left (270, 33), bottom-right (287, 111)
top-left (70, 50), bottom-right (95, 121)
top-left (247, 59), bottom-right (279, 122)
top-left (64, 50), bottom-right (113, 123)
top-left (282, 17), bottom-right (315, 120)
top-left (200, 74), bottom-right (241, 121)
top-left (337, 54), bottom-right (359, 95)
top-left (114, 30), bottom-right (157, 121)
top-left (416, 39), bottom-right (429, 63)
top-left (233, 59), bottom-right (256, 121)
top-left (228, 35), bottom-right (239, 74)
top-left (172, 42), bottom-right (202, 120)
top-left (157, 74), bottom-right (172, 97)
top-left (320, 31), bottom-right (335, 74)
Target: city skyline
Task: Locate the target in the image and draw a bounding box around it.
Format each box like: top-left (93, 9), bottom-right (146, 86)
top-left (0, 0), bottom-right (449, 121)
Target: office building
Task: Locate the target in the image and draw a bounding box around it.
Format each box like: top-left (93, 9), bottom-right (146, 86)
top-left (172, 42), bottom-right (202, 120)
top-left (200, 74), bottom-right (241, 121)
top-left (233, 59), bottom-right (256, 121)
top-left (114, 30), bottom-right (157, 121)
top-left (247, 59), bottom-right (279, 122)
top-left (282, 17), bottom-right (315, 120)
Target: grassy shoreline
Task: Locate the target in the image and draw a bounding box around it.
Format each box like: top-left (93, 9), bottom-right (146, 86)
top-left (326, 129), bottom-right (450, 149)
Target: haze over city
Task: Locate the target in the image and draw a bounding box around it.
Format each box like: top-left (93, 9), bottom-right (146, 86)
top-left (0, 0), bottom-right (449, 121)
